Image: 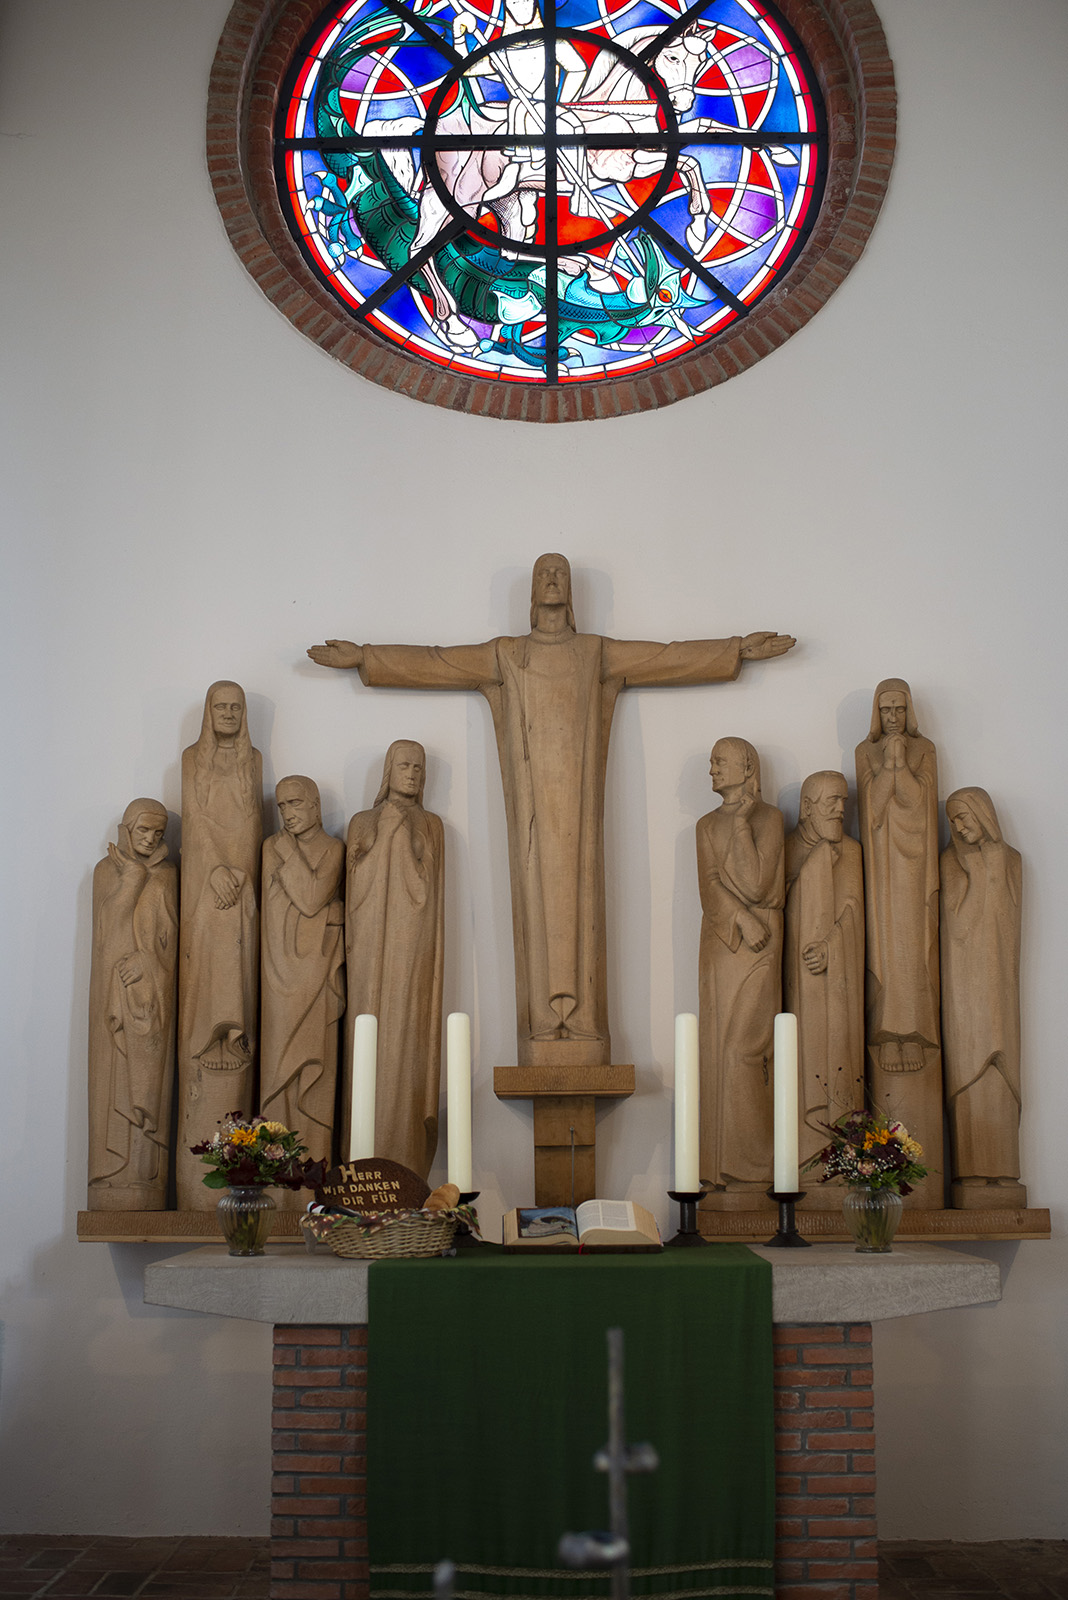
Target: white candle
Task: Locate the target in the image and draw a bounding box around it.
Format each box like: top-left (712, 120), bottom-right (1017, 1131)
top-left (446, 1012), bottom-right (472, 1192)
top-left (350, 1013), bottom-right (377, 1161)
top-left (773, 1012), bottom-right (799, 1193)
top-left (674, 1012), bottom-right (700, 1194)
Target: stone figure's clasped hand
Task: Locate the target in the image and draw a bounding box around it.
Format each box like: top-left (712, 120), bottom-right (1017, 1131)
top-left (802, 939), bottom-right (828, 975)
top-left (883, 732), bottom-right (907, 769)
top-left (210, 865), bottom-right (243, 909)
top-left (740, 632), bottom-right (796, 660)
top-left (737, 908), bottom-right (770, 951)
top-left (308, 640), bottom-right (363, 670)
top-left (108, 842), bottom-right (147, 880)
top-left (116, 953), bottom-right (144, 986)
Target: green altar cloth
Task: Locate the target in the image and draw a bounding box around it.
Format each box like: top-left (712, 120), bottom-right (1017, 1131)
top-left (367, 1246), bottom-right (773, 1600)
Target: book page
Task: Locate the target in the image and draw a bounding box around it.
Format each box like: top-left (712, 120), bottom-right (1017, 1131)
top-left (575, 1200), bottom-right (634, 1234)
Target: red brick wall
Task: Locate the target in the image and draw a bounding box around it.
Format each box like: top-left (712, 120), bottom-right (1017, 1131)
top-left (272, 1321), bottom-right (877, 1600)
top-left (774, 1324), bottom-right (878, 1600)
top-left (272, 1327), bottom-right (368, 1600)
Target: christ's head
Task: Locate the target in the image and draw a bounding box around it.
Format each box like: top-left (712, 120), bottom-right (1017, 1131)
top-left (530, 553), bottom-right (576, 630)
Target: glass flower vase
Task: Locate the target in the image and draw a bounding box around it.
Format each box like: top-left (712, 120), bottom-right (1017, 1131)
top-left (217, 1185), bottom-right (276, 1256)
top-left (842, 1184), bottom-right (903, 1253)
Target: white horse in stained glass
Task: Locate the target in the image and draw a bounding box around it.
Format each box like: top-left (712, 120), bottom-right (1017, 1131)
top-left (372, 13), bottom-right (720, 348)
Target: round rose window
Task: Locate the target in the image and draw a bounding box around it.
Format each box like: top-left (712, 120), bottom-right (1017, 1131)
top-left (274, 0), bottom-right (825, 386)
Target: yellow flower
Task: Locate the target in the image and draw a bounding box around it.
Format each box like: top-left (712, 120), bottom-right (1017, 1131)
top-left (259, 1120), bottom-right (289, 1138)
top-left (229, 1126), bottom-right (258, 1147)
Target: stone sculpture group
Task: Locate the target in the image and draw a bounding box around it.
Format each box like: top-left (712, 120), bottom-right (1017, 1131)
top-left (86, 556), bottom-right (1027, 1215)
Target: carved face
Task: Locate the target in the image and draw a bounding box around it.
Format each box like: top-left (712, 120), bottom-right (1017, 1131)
top-left (803, 778), bottom-right (846, 842)
top-left (130, 815), bottom-right (166, 857)
top-left (948, 801), bottom-right (982, 845)
top-left (531, 554), bottom-right (571, 610)
top-left (878, 692), bottom-right (908, 737)
top-left (389, 744), bottom-right (425, 800)
top-left (211, 690), bottom-right (244, 738)
top-left (276, 780), bottom-right (320, 836)
top-left (710, 741), bottom-right (748, 792)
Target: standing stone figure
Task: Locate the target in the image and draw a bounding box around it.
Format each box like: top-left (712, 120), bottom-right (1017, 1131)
top-left (176, 681), bottom-right (263, 1210)
top-left (88, 799), bottom-right (178, 1210)
top-left (784, 772), bottom-right (865, 1199)
top-left (855, 678), bottom-right (942, 1205)
top-left (345, 741), bottom-right (444, 1179)
top-left (940, 787), bottom-right (1026, 1209)
top-left (697, 738), bottom-right (784, 1207)
top-left (309, 555), bottom-right (793, 1068)
top-left (260, 777), bottom-right (345, 1204)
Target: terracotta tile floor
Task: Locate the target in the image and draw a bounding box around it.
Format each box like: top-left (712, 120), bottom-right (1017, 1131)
top-left (0, 1538), bottom-right (269, 1599)
top-left (2, 1537), bottom-right (1068, 1600)
top-left (880, 1543), bottom-right (1068, 1600)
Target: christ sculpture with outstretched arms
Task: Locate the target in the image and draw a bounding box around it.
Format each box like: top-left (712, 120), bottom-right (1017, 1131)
top-left (309, 554), bottom-right (794, 1068)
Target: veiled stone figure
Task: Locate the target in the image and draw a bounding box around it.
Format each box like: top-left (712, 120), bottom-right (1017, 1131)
top-left (697, 738), bottom-right (784, 1207)
top-left (261, 777), bottom-right (345, 1205)
top-left (941, 788), bottom-right (1026, 1209)
top-left (88, 800), bottom-right (178, 1210)
top-left (310, 555), bottom-right (793, 1067)
top-left (784, 772), bottom-right (864, 1202)
top-left (345, 741), bottom-right (444, 1179)
top-left (855, 678), bottom-right (942, 1205)
top-left (176, 682), bottom-right (263, 1209)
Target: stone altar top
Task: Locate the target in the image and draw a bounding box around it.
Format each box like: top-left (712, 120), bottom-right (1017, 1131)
top-left (143, 1242), bottom-right (1001, 1327)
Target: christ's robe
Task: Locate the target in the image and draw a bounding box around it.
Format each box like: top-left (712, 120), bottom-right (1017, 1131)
top-left (359, 629), bottom-right (742, 1063)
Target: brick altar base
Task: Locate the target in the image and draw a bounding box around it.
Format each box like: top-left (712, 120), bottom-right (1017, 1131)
top-left (270, 1323), bottom-right (877, 1600)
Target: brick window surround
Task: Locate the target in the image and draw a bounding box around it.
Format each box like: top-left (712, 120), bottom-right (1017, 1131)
top-left (271, 1321), bottom-right (877, 1600)
top-left (208, 0), bottom-right (895, 422)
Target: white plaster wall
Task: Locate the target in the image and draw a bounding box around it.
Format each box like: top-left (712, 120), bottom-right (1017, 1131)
top-left (1, 0), bottom-right (1065, 1540)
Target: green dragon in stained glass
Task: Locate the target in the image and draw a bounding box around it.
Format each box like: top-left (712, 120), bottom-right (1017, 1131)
top-left (306, 7), bottom-right (707, 368)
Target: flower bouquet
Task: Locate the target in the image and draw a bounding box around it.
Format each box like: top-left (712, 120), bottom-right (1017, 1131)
top-left (803, 1109), bottom-right (927, 1252)
top-left (190, 1114), bottom-right (326, 1255)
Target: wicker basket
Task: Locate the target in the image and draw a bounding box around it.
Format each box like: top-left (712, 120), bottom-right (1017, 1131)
top-left (302, 1207), bottom-right (465, 1259)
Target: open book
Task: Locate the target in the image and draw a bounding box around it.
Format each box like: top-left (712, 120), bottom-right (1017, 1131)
top-left (502, 1200), bottom-right (662, 1253)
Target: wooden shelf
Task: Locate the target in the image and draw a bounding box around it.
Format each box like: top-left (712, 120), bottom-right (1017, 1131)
top-left (80, 1205), bottom-right (1051, 1245)
top-left (78, 1210), bottom-right (307, 1244)
top-left (698, 1207), bottom-right (1051, 1243)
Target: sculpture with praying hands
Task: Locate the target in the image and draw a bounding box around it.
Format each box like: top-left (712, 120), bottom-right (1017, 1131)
top-left (309, 554), bottom-right (795, 1068)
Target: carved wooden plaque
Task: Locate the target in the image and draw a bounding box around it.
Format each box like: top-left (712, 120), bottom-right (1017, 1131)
top-left (316, 1158), bottom-right (429, 1213)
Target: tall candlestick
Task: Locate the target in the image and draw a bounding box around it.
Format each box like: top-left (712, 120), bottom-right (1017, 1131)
top-left (674, 1012), bottom-right (700, 1195)
top-left (350, 1013), bottom-right (377, 1162)
top-left (446, 1012), bottom-right (472, 1192)
top-left (773, 1012), bottom-right (799, 1193)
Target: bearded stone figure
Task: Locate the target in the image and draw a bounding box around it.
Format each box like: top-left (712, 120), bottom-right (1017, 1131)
top-left (784, 772), bottom-right (865, 1201)
top-left (176, 681), bottom-right (263, 1210)
top-left (697, 738), bottom-right (784, 1208)
top-left (855, 678), bottom-right (943, 1206)
top-left (344, 741), bottom-right (444, 1179)
top-left (941, 787), bottom-right (1026, 1210)
top-left (88, 800), bottom-right (178, 1210)
top-left (260, 777), bottom-right (345, 1205)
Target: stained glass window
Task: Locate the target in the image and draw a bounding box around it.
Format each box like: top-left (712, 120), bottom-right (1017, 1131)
top-left (274, 0), bottom-right (826, 386)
